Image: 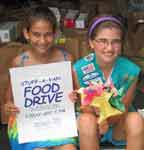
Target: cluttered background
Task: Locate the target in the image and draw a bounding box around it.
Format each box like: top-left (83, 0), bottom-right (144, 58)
top-left (0, 0), bottom-right (144, 125)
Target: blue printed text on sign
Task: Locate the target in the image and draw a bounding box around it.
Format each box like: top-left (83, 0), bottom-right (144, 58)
top-left (24, 82), bottom-right (63, 108)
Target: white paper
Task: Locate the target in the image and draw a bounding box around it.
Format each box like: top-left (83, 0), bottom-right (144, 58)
top-left (9, 61), bottom-right (77, 144)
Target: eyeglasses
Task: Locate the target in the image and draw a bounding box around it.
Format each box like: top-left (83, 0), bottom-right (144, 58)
top-left (94, 38), bottom-right (122, 48)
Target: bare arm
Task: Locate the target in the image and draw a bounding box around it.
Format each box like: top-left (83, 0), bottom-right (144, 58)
top-left (107, 78), bottom-right (138, 124)
top-left (122, 78), bottom-right (138, 111)
top-left (4, 59), bottom-right (20, 115)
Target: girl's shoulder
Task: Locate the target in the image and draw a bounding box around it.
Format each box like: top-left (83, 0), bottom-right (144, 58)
top-left (12, 51), bottom-right (29, 67)
top-left (117, 56), bottom-right (140, 68)
top-left (52, 45), bottom-right (73, 62)
top-left (116, 56), bottom-right (141, 75)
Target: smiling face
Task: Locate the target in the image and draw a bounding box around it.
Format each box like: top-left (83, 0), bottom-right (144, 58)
top-left (89, 27), bottom-right (122, 65)
top-left (23, 19), bottom-right (55, 56)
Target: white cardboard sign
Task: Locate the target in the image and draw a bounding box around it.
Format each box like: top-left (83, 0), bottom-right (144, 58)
top-left (9, 61), bottom-right (77, 143)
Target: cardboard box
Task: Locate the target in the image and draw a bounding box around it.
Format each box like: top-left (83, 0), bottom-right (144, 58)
top-left (64, 9), bottom-right (79, 28)
top-left (0, 42), bottom-right (28, 124)
top-left (75, 13), bottom-right (88, 29)
top-left (65, 37), bottom-right (80, 61)
top-left (0, 21), bottom-right (19, 43)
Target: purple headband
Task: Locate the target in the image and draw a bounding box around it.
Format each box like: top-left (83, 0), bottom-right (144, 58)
top-left (88, 16), bottom-right (122, 37)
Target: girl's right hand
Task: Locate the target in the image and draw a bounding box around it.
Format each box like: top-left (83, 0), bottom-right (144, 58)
top-left (5, 102), bottom-right (20, 116)
top-left (69, 90), bottom-right (80, 103)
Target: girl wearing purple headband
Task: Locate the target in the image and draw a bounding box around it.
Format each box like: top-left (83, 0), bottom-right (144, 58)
top-left (88, 16), bottom-right (123, 38)
top-left (70, 16), bottom-right (144, 150)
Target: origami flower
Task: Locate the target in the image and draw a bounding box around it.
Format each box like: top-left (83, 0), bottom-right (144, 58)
top-left (78, 81), bottom-right (125, 123)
